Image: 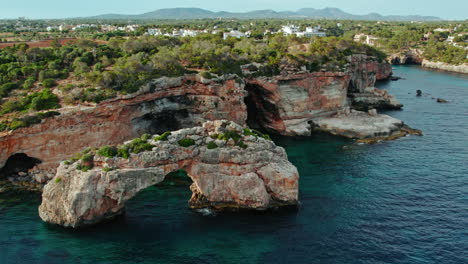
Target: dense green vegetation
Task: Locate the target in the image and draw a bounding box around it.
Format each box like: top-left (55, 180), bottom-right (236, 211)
top-left (424, 42), bottom-right (467, 64)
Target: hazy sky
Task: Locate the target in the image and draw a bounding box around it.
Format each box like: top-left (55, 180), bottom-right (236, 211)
top-left (0, 0), bottom-right (466, 20)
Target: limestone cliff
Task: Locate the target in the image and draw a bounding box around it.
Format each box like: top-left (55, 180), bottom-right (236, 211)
top-left (39, 121), bottom-right (299, 228)
top-left (0, 74), bottom-right (246, 180)
top-left (244, 56), bottom-right (402, 136)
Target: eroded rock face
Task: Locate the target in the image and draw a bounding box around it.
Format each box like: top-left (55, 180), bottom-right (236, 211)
top-left (388, 49), bottom-right (423, 65)
top-left (0, 75), bottom-right (247, 172)
top-left (39, 120), bottom-right (299, 228)
top-left (347, 55), bottom-right (402, 110)
top-left (348, 87), bottom-right (403, 111)
top-left (244, 56), bottom-right (402, 136)
top-left (246, 72), bottom-right (351, 135)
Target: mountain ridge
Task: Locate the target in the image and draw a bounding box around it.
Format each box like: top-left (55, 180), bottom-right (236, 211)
top-left (88, 7), bottom-right (441, 21)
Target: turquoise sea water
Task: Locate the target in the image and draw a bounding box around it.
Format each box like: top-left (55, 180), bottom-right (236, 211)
top-left (0, 66), bottom-right (467, 264)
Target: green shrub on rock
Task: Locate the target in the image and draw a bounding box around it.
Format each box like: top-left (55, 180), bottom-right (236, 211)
top-left (243, 128), bottom-right (271, 140)
top-left (76, 164), bottom-right (93, 172)
top-left (128, 138), bottom-right (154, 154)
top-left (237, 141), bottom-right (248, 149)
top-left (81, 153), bottom-right (94, 162)
top-left (140, 133), bottom-right (151, 141)
top-left (217, 130), bottom-right (242, 143)
top-left (154, 131), bottom-right (171, 141)
top-left (117, 146), bottom-right (130, 159)
top-left (178, 138), bottom-right (196, 147)
top-left (96, 146), bottom-right (118, 158)
top-left (207, 141), bottom-right (218, 149)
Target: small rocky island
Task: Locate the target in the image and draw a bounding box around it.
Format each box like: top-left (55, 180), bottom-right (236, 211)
top-left (39, 120), bottom-right (299, 228)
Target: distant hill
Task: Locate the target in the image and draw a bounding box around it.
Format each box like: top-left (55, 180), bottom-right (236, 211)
top-left (89, 7), bottom-right (441, 21)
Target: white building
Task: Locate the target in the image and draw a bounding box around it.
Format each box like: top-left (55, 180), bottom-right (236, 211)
top-left (223, 30), bottom-right (246, 40)
top-left (282, 25), bottom-right (326, 38)
top-left (281, 25), bottom-right (300, 36)
top-left (72, 24), bottom-right (97, 31)
top-left (354, 34), bottom-right (380, 46)
top-left (147, 28), bottom-right (163, 36)
top-left (181, 29), bottom-right (200, 37)
top-left (46, 26), bottom-right (59, 32)
top-left (304, 26), bottom-right (326, 37)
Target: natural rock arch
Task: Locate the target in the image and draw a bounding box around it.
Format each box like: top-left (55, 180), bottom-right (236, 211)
top-left (39, 121), bottom-right (299, 228)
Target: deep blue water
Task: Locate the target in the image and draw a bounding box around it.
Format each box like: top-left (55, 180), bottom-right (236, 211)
top-left (0, 66), bottom-right (467, 264)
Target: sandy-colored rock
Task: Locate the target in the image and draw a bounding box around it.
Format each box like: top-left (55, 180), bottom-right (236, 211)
top-left (39, 120), bottom-right (299, 228)
top-left (312, 111), bottom-right (405, 139)
top-left (422, 60), bottom-right (468, 74)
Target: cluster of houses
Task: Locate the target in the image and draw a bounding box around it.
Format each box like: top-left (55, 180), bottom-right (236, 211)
top-left (46, 24), bottom-right (141, 32)
top-left (146, 24), bottom-right (326, 39)
top-left (353, 28), bottom-right (468, 56)
top-left (147, 28), bottom-right (211, 37)
top-left (280, 25), bottom-right (326, 37)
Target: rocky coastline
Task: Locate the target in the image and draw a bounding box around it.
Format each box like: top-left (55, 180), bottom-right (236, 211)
top-left (0, 56), bottom-right (422, 227)
top-left (421, 60), bottom-right (468, 74)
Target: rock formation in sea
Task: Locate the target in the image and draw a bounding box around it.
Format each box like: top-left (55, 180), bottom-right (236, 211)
top-left (38, 120), bottom-right (299, 228)
top-left (0, 55), bottom-right (412, 189)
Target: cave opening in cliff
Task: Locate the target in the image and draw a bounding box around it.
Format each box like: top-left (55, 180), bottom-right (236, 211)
top-left (244, 83), bottom-right (280, 132)
top-left (405, 57), bottom-right (417, 65)
top-left (0, 153), bottom-right (42, 178)
top-left (391, 57), bottom-right (401, 64)
top-left (132, 109), bottom-right (190, 135)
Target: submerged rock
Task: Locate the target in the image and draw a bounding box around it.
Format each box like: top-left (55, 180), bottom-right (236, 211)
top-left (437, 98), bottom-right (449, 103)
top-left (39, 120), bottom-right (299, 228)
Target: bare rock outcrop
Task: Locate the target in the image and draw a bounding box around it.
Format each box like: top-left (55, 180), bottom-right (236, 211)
top-left (422, 60), bottom-right (468, 74)
top-left (38, 120), bottom-right (299, 228)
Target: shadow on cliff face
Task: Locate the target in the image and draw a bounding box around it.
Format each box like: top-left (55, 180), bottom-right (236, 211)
top-left (131, 96), bottom-right (196, 135)
top-left (132, 109), bottom-right (190, 135)
top-left (0, 153), bottom-right (42, 178)
top-left (391, 56), bottom-right (421, 65)
top-left (244, 83), bottom-right (281, 132)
